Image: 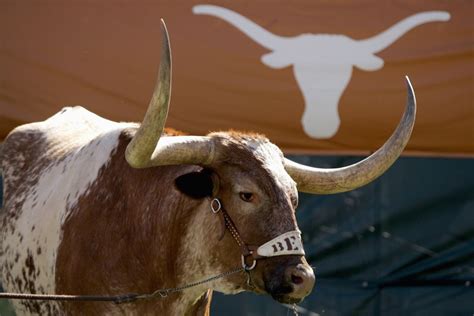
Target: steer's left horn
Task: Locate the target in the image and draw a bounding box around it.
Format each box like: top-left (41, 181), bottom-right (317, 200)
top-left (126, 20), bottom-right (215, 168)
top-left (125, 19), bottom-right (172, 168)
top-left (284, 77), bottom-right (416, 194)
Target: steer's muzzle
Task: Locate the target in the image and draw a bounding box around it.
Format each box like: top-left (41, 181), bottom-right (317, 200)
top-left (262, 257), bottom-right (315, 304)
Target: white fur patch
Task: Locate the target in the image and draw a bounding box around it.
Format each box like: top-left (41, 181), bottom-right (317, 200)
top-left (243, 139), bottom-right (297, 196)
top-left (1, 107), bottom-right (135, 313)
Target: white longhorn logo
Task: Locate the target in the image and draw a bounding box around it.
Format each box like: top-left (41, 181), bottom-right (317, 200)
top-left (193, 5), bottom-right (450, 138)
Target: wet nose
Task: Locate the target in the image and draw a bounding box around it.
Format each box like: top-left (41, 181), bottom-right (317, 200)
top-left (285, 264), bottom-right (315, 299)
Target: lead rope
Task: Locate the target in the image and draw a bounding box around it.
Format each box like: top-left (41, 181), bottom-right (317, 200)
top-left (286, 304), bottom-right (299, 316)
top-left (134, 266), bottom-right (245, 301)
top-left (292, 303), bottom-right (299, 316)
top-left (0, 267), bottom-right (245, 304)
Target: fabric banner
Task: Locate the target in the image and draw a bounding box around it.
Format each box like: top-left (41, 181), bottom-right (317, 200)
top-left (0, 1), bottom-right (472, 156)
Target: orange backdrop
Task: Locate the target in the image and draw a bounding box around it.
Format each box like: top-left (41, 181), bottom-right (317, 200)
top-left (0, 1), bottom-right (472, 156)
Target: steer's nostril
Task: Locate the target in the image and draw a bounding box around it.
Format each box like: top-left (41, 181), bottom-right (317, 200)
top-left (291, 274), bottom-right (304, 285)
top-left (284, 264), bottom-right (315, 299)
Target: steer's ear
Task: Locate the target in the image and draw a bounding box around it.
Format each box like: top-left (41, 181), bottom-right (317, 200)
top-left (175, 169), bottom-right (215, 199)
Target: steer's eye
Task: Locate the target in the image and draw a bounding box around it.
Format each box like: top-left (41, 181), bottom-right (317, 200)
top-left (239, 192), bottom-right (254, 202)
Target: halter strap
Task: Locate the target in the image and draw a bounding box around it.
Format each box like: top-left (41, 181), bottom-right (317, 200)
top-left (209, 198), bottom-right (305, 270)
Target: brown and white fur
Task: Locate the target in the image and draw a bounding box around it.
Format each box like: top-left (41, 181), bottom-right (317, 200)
top-left (0, 106), bottom-right (314, 315)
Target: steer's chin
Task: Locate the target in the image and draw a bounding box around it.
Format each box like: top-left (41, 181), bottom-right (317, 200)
top-left (272, 293), bottom-right (305, 304)
top-left (266, 284), bottom-right (308, 304)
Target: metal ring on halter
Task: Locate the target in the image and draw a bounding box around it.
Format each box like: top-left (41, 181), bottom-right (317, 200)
top-left (158, 290), bottom-right (168, 298)
top-left (210, 198), bottom-right (222, 214)
top-left (241, 255), bottom-right (257, 271)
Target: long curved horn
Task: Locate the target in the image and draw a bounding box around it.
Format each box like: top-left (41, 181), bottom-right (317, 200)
top-left (284, 77), bottom-right (416, 194)
top-left (358, 11), bottom-right (450, 53)
top-left (126, 20), bottom-right (215, 168)
top-left (125, 19), bottom-right (172, 168)
top-left (193, 5), bottom-right (288, 50)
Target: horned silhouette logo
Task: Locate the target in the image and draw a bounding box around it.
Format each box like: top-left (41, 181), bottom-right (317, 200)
top-left (193, 5), bottom-right (450, 139)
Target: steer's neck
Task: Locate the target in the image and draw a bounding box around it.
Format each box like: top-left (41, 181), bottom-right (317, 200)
top-left (169, 199), bottom-right (228, 315)
top-left (55, 135), bottom-right (217, 315)
top-left (157, 198), bottom-right (214, 315)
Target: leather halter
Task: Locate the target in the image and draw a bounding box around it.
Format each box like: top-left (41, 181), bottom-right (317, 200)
top-left (210, 198), bottom-right (305, 271)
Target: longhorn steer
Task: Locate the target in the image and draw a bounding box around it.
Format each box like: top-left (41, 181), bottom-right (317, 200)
top-left (0, 21), bottom-right (415, 315)
top-left (193, 5), bottom-right (447, 138)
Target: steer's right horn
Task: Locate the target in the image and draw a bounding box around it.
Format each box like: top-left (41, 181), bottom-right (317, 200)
top-left (126, 20), bottom-right (215, 168)
top-left (284, 77), bottom-right (416, 194)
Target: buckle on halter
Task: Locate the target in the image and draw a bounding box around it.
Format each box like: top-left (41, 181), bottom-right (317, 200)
top-left (210, 198), bottom-right (222, 214)
top-left (241, 254), bottom-right (257, 271)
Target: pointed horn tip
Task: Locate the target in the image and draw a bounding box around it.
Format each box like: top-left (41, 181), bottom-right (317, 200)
top-left (159, 19), bottom-right (171, 51)
top-left (404, 76), bottom-right (416, 107)
top-left (404, 75), bottom-right (412, 88)
top-left (160, 19), bottom-right (171, 38)
top-left (284, 77), bottom-right (417, 195)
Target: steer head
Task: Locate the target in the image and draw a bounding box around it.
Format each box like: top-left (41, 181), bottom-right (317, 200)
top-left (172, 132), bottom-right (314, 303)
top-left (193, 5), bottom-right (448, 138)
top-left (125, 21), bottom-right (415, 305)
